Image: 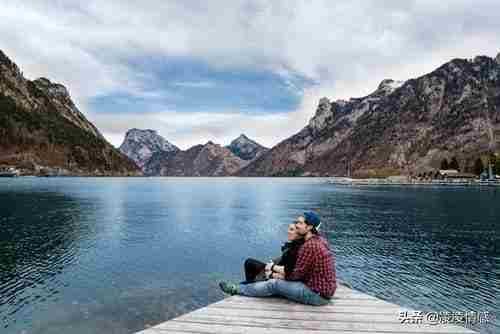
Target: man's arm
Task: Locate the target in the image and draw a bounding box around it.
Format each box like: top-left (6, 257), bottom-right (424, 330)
top-left (286, 242), bottom-right (315, 281)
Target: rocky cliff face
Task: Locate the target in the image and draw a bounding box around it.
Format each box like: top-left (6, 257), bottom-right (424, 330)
top-left (119, 128), bottom-right (179, 168)
top-left (239, 53), bottom-right (500, 177)
top-left (144, 141), bottom-right (247, 176)
top-left (0, 49), bottom-right (141, 176)
top-left (226, 134), bottom-right (269, 161)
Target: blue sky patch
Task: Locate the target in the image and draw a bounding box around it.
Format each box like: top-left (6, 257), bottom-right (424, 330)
top-left (88, 55), bottom-right (315, 115)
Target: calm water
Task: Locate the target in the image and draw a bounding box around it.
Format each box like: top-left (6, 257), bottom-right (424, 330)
top-left (0, 178), bottom-right (498, 333)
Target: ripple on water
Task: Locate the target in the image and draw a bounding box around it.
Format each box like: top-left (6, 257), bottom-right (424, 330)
top-left (0, 179), bottom-right (499, 333)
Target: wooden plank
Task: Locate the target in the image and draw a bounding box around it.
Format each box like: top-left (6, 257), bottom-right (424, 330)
top-left (218, 296), bottom-right (407, 313)
top-left (167, 315), bottom-right (475, 333)
top-left (139, 324), bottom-right (427, 334)
top-left (150, 321), bottom-right (474, 334)
top-left (186, 306), bottom-right (404, 322)
top-left (133, 286), bottom-right (477, 334)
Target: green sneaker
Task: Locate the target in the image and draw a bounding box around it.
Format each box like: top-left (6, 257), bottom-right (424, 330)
top-left (219, 281), bottom-right (239, 295)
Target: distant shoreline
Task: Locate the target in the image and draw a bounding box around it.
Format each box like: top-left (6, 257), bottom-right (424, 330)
top-left (327, 178), bottom-right (500, 187)
top-left (3, 175), bottom-right (500, 187)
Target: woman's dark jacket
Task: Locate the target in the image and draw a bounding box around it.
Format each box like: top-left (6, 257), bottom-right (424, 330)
top-left (244, 238), bottom-right (306, 283)
top-left (275, 238), bottom-right (305, 278)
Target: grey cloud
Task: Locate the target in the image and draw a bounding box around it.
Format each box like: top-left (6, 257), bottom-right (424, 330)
top-left (1, 0), bottom-right (499, 147)
top-left (3, 0), bottom-right (499, 92)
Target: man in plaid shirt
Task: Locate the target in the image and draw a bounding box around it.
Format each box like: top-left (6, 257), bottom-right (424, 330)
top-left (219, 211), bottom-right (336, 306)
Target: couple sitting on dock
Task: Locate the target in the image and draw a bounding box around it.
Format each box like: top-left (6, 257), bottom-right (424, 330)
top-left (219, 211), bottom-right (336, 306)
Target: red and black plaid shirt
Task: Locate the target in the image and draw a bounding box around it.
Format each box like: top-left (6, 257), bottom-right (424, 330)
top-left (286, 235), bottom-right (336, 298)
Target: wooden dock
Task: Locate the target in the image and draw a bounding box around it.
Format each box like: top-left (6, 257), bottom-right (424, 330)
top-left (136, 284), bottom-right (477, 334)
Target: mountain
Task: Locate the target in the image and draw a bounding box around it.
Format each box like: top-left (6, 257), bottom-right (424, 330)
top-left (144, 141), bottom-right (247, 176)
top-left (119, 128), bottom-right (180, 168)
top-left (226, 134), bottom-right (269, 161)
top-left (239, 52), bottom-right (500, 177)
top-left (0, 49), bottom-right (141, 176)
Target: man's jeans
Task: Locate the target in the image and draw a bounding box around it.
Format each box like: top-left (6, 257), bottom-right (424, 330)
top-left (238, 279), bottom-right (330, 306)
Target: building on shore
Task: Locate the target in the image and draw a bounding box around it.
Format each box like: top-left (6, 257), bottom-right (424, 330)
top-left (436, 169), bottom-right (476, 181)
top-left (438, 169), bottom-right (460, 177)
top-left (414, 169), bottom-right (477, 183)
top-left (0, 166), bottom-right (20, 177)
top-left (442, 172), bottom-right (476, 181)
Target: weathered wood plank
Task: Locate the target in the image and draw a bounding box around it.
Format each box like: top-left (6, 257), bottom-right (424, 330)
top-left (133, 286), bottom-right (477, 334)
top-left (185, 306), bottom-right (401, 322)
top-left (137, 324), bottom-right (456, 334)
top-left (147, 321), bottom-right (474, 334)
top-left (166, 315), bottom-right (475, 333)
top-left (217, 297), bottom-right (407, 313)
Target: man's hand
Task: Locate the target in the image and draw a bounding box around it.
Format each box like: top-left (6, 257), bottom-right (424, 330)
top-left (272, 265), bottom-right (285, 275)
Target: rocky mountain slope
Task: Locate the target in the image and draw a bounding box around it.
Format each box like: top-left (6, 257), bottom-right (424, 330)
top-left (239, 52), bottom-right (500, 177)
top-left (0, 49), bottom-right (141, 176)
top-left (119, 128), bottom-right (179, 168)
top-left (226, 134), bottom-right (269, 161)
top-left (144, 141), bottom-right (247, 176)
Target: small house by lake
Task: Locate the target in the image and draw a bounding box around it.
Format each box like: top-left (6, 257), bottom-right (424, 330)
top-left (439, 170), bottom-right (476, 180)
top-left (414, 169), bottom-right (477, 183)
top-left (0, 166), bottom-right (20, 177)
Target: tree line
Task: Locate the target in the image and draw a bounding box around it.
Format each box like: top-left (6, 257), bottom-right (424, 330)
top-left (440, 155), bottom-right (500, 176)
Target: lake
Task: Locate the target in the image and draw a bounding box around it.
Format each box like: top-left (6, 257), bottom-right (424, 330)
top-left (0, 178), bottom-right (498, 333)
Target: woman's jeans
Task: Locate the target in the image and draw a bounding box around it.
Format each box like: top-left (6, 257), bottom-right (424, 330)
top-left (238, 279), bottom-right (331, 306)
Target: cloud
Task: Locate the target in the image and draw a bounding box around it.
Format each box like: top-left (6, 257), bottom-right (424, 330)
top-left (1, 0), bottom-right (500, 148)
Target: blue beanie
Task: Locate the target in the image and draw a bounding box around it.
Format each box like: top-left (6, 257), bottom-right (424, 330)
top-left (303, 211), bottom-right (321, 229)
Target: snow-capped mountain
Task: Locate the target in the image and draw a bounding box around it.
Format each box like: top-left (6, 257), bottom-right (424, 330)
top-left (119, 129), bottom-right (180, 168)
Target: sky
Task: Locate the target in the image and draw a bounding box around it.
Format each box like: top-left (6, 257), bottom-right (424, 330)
top-left (1, 0), bottom-right (500, 149)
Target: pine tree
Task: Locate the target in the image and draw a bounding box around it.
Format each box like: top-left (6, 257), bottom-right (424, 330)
top-left (440, 158), bottom-right (449, 170)
top-left (473, 158), bottom-right (484, 175)
top-left (489, 154), bottom-right (497, 174)
top-left (494, 154), bottom-right (500, 175)
top-left (449, 157), bottom-right (460, 171)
